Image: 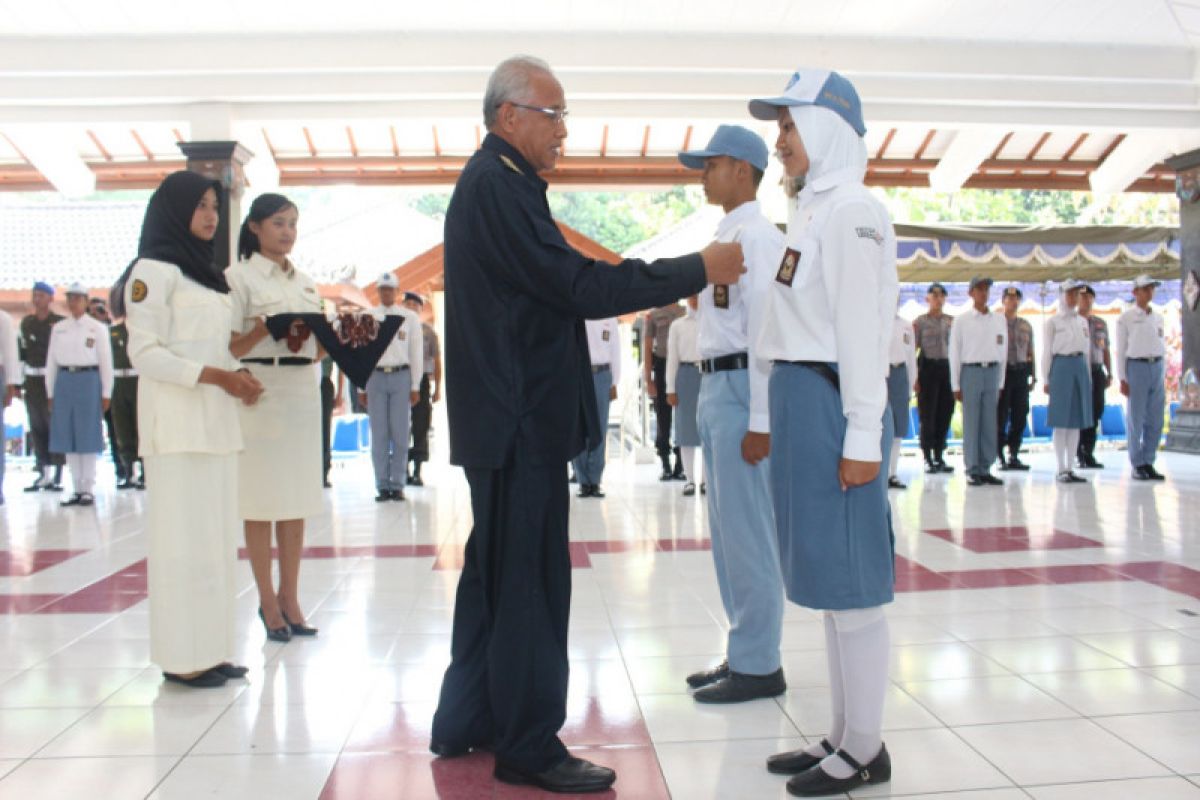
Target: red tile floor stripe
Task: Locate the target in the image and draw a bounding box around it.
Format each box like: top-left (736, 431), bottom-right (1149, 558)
top-left (925, 526), bottom-right (1103, 553)
top-left (0, 548), bottom-right (89, 576)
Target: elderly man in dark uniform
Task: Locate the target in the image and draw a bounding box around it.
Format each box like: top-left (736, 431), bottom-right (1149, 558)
top-left (431, 55), bottom-right (745, 794)
top-left (19, 282), bottom-right (64, 491)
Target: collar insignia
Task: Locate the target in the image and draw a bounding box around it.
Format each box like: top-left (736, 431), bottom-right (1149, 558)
top-left (499, 154), bottom-right (523, 175)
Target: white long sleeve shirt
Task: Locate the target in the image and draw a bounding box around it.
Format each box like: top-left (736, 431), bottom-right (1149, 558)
top-left (697, 200), bottom-right (785, 433)
top-left (888, 315), bottom-right (918, 392)
top-left (584, 318), bottom-right (621, 384)
top-left (0, 312), bottom-right (19, 387)
top-left (46, 313), bottom-right (114, 399)
top-left (949, 306), bottom-right (1008, 391)
top-left (1041, 307), bottom-right (1092, 385)
top-left (374, 304), bottom-right (423, 370)
top-left (665, 310), bottom-right (700, 394)
top-left (1115, 305), bottom-right (1166, 383)
top-left (756, 167), bottom-right (899, 461)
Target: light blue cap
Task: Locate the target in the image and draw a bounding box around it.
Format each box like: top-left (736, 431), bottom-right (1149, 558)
top-left (677, 125), bottom-right (769, 172)
top-left (748, 69), bottom-right (867, 136)
top-left (32, 281), bottom-right (54, 296)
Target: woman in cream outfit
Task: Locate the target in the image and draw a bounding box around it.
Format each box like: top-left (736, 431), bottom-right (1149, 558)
top-left (117, 171), bottom-right (264, 688)
top-left (226, 193), bottom-right (324, 642)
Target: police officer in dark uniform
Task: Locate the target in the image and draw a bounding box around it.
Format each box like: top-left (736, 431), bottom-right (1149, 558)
top-left (19, 281), bottom-right (64, 491)
top-left (404, 291), bottom-right (440, 487)
top-left (1077, 285), bottom-right (1111, 469)
top-left (913, 283), bottom-right (954, 473)
top-left (105, 304), bottom-right (143, 489)
top-left (87, 298), bottom-right (126, 486)
top-left (996, 286), bottom-right (1035, 470)
top-left (643, 301), bottom-right (686, 479)
top-left (431, 55), bottom-right (744, 794)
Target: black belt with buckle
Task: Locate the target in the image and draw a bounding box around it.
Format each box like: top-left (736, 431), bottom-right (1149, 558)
top-left (890, 361), bottom-right (905, 369)
top-left (375, 365), bottom-right (410, 374)
top-left (964, 362), bottom-right (999, 368)
top-left (1129, 356), bottom-right (1162, 363)
top-left (778, 360), bottom-right (840, 392)
top-left (63, 365), bottom-right (99, 373)
top-left (241, 357), bottom-right (314, 366)
top-left (591, 364), bottom-right (610, 374)
top-left (1057, 352), bottom-right (1083, 358)
top-left (699, 353), bottom-right (748, 374)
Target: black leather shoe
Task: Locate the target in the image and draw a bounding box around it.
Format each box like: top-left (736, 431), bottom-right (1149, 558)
top-left (981, 473), bottom-right (1003, 485)
top-left (45, 482), bottom-right (64, 492)
top-left (1133, 465), bottom-right (1152, 480)
top-left (60, 493), bottom-right (84, 507)
top-left (887, 477), bottom-right (906, 490)
top-left (924, 461), bottom-right (939, 475)
top-left (163, 668), bottom-right (227, 688)
top-left (786, 745), bottom-right (891, 797)
top-left (1057, 471), bottom-right (1086, 484)
top-left (280, 609), bottom-right (318, 637)
top-left (699, 482), bottom-right (706, 495)
top-left (767, 738), bottom-right (834, 775)
top-left (117, 478), bottom-right (137, 490)
top-left (215, 663), bottom-right (250, 679)
top-left (409, 474), bottom-right (424, 487)
top-left (1007, 457), bottom-right (1030, 471)
top-left (1078, 456), bottom-right (1104, 469)
top-left (659, 467), bottom-right (673, 481)
top-left (391, 489), bottom-right (406, 501)
top-left (1145, 464), bottom-right (1165, 481)
top-left (577, 484), bottom-right (594, 498)
top-left (258, 608), bottom-right (291, 643)
top-left (967, 474), bottom-right (984, 487)
top-left (591, 485), bottom-right (605, 498)
top-left (429, 740), bottom-right (471, 758)
top-left (997, 459), bottom-right (1013, 472)
top-left (23, 478), bottom-right (43, 492)
top-left (686, 660), bottom-right (729, 689)
top-left (935, 460), bottom-right (954, 474)
top-left (693, 668), bottom-right (786, 704)
top-left (683, 482), bottom-right (696, 496)
top-left (494, 755), bottom-right (616, 793)
top-left (375, 491), bottom-right (390, 502)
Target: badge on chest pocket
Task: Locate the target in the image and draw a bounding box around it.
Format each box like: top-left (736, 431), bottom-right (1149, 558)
top-left (601, 330), bottom-right (610, 341)
top-left (85, 337), bottom-right (95, 348)
top-left (996, 334), bottom-right (1003, 346)
top-left (398, 330), bottom-right (406, 340)
top-left (713, 284), bottom-right (730, 309)
top-left (775, 248), bottom-right (800, 287)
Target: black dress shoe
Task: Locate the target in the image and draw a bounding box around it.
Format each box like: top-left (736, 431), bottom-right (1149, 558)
top-left (887, 477), bottom-right (906, 490)
top-left (591, 485), bottom-right (605, 498)
top-left (494, 755), bottom-right (616, 793)
top-left (997, 460), bottom-right (1013, 472)
top-left (786, 745), bottom-right (891, 797)
top-left (935, 460), bottom-right (954, 474)
top-left (1133, 465), bottom-right (1152, 481)
top-left (45, 483), bottom-right (64, 492)
top-left (1057, 471), bottom-right (1086, 484)
top-left (967, 475), bottom-right (984, 487)
top-left (375, 491), bottom-right (390, 502)
top-left (429, 740), bottom-right (471, 758)
top-left (60, 493), bottom-right (84, 507)
top-left (23, 478), bottom-right (43, 492)
top-left (163, 668), bottom-right (227, 688)
top-left (77, 493), bottom-right (94, 506)
top-left (683, 482), bottom-right (696, 496)
top-left (659, 468), bottom-right (673, 481)
top-left (767, 738), bottom-right (834, 775)
top-left (981, 473), bottom-right (1003, 485)
top-left (280, 609), bottom-right (318, 637)
top-left (391, 489), bottom-right (406, 501)
top-left (215, 662), bottom-right (250, 679)
top-left (1007, 457), bottom-right (1030, 471)
top-left (693, 668), bottom-right (786, 704)
top-left (699, 482), bottom-right (706, 495)
top-left (323, 479), bottom-right (332, 488)
top-left (1145, 464), bottom-right (1165, 481)
top-left (686, 660), bottom-right (729, 689)
top-left (409, 474), bottom-right (424, 487)
top-left (924, 461), bottom-right (939, 475)
top-left (577, 484), bottom-right (594, 498)
top-left (258, 608), bottom-right (291, 643)
top-left (1078, 456), bottom-right (1104, 469)
top-left (116, 478), bottom-right (136, 490)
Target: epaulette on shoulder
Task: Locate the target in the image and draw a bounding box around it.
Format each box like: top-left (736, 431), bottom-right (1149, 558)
top-left (499, 154), bottom-right (524, 175)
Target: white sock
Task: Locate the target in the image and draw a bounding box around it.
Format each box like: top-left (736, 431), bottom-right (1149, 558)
top-left (681, 446), bottom-right (698, 482)
top-left (1065, 429), bottom-right (1079, 469)
top-left (819, 607), bottom-right (890, 779)
top-left (67, 453), bottom-right (96, 494)
top-left (887, 438), bottom-right (902, 479)
top-left (1053, 429), bottom-right (1070, 473)
top-left (804, 612), bottom-right (846, 758)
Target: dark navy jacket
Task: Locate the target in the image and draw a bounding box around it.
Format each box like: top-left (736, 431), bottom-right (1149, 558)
top-left (445, 134), bottom-right (706, 469)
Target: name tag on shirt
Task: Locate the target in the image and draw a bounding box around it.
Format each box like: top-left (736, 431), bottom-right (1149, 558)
top-left (775, 248), bottom-right (800, 287)
top-left (996, 334), bottom-right (1003, 346)
top-left (398, 331), bottom-right (406, 340)
top-left (86, 337), bottom-right (95, 348)
top-left (713, 285), bottom-right (729, 309)
top-left (601, 330), bottom-right (610, 341)
top-left (903, 332), bottom-right (911, 345)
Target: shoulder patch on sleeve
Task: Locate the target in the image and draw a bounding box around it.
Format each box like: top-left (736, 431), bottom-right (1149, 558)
top-left (499, 154), bottom-right (523, 175)
top-left (130, 279), bottom-right (148, 303)
top-left (855, 226), bottom-right (884, 245)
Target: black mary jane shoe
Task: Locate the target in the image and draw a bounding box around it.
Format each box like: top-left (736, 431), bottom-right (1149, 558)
top-left (60, 493), bottom-right (84, 507)
top-left (887, 477), bottom-right (906, 490)
top-left (163, 668), bottom-right (228, 688)
top-left (280, 609), bottom-right (318, 637)
top-left (215, 662), bottom-right (250, 679)
top-left (494, 755), bottom-right (616, 793)
top-left (258, 608), bottom-right (292, 643)
top-left (77, 493), bottom-right (95, 506)
top-left (786, 745), bottom-right (891, 797)
top-left (767, 738), bottom-right (835, 775)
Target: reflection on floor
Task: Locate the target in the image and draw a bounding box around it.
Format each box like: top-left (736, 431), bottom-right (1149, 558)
top-left (1, 447), bottom-right (1199, 799)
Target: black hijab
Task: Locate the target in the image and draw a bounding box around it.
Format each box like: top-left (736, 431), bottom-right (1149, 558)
top-left (111, 170), bottom-right (228, 316)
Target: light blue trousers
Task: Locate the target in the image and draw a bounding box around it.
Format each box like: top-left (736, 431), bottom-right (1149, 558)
top-left (366, 368), bottom-right (412, 491)
top-left (960, 364), bottom-right (1001, 476)
top-left (571, 368), bottom-right (613, 486)
top-left (697, 369), bottom-right (784, 675)
top-left (1126, 358), bottom-right (1165, 468)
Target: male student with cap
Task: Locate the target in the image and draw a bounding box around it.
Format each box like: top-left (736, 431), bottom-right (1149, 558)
top-left (1117, 274), bottom-right (1167, 480)
top-left (46, 282), bottom-right (114, 506)
top-left (403, 291), bottom-right (441, 487)
top-left (1043, 278), bottom-right (1093, 483)
top-left (676, 124), bottom-right (787, 703)
top-left (0, 305), bottom-right (19, 503)
top-left (996, 286), bottom-right (1035, 470)
top-left (1077, 285), bottom-right (1112, 469)
top-left (913, 282), bottom-right (954, 473)
top-left (19, 281), bottom-right (65, 491)
top-left (748, 66), bottom-right (898, 796)
top-left (949, 276), bottom-right (1007, 486)
top-left (362, 273), bottom-right (422, 501)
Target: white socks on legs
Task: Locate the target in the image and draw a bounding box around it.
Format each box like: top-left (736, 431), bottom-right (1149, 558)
top-left (1053, 428), bottom-right (1080, 474)
top-left (819, 606), bottom-right (890, 779)
top-left (887, 438), bottom-right (902, 479)
top-left (66, 453), bottom-right (96, 494)
top-left (802, 613), bottom-right (846, 760)
top-left (681, 446), bottom-right (698, 483)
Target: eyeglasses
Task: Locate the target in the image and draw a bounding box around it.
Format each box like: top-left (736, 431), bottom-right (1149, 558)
top-left (504, 102), bottom-right (569, 124)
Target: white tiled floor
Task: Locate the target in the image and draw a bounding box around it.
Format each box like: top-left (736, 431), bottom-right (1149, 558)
top-left (0, 442), bottom-right (1199, 798)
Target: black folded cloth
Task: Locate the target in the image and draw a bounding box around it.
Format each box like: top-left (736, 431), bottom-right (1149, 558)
top-left (264, 312), bottom-right (404, 389)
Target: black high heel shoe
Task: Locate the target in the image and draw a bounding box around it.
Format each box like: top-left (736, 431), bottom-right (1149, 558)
top-left (280, 609), bottom-right (318, 637)
top-left (258, 607), bottom-right (292, 642)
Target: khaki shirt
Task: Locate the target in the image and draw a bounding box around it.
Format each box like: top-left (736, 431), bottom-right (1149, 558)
top-left (1006, 316), bottom-right (1034, 365)
top-left (226, 252), bottom-right (323, 360)
top-left (1085, 315), bottom-right (1110, 368)
top-left (913, 312), bottom-right (953, 360)
top-left (644, 304), bottom-right (685, 359)
top-left (422, 322), bottom-right (440, 375)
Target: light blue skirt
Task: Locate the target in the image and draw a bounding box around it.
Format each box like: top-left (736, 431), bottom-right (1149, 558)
top-left (1048, 354), bottom-right (1092, 430)
top-left (768, 362), bottom-right (895, 611)
top-left (673, 363), bottom-right (701, 447)
top-left (886, 364), bottom-right (911, 438)
top-left (49, 370), bottom-right (104, 454)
